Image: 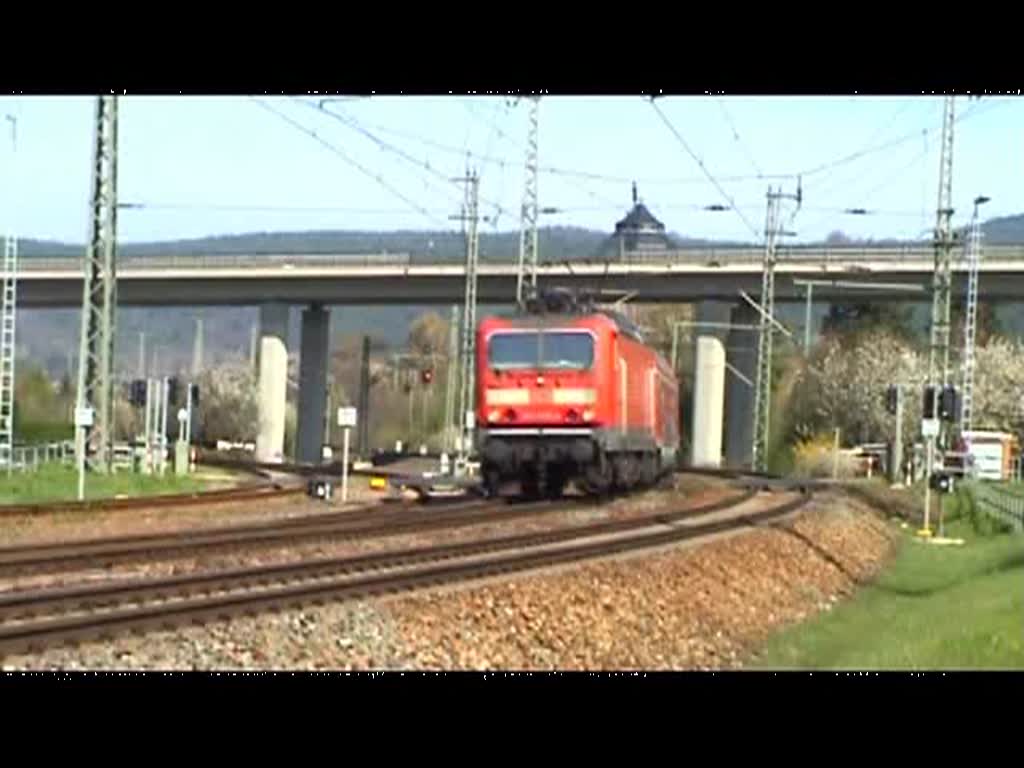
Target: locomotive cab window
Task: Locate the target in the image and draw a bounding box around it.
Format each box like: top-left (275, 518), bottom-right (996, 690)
top-left (541, 332), bottom-right (593, 370)
top-left (488, 331), bottom-right (593, 371)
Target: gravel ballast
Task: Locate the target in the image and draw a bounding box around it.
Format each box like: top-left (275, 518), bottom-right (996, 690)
top-left (0, 489), bottom-right (898, 671)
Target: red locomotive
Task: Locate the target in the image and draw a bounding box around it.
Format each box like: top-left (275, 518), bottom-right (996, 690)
top-left (475, 289), bottom-right (680, 498)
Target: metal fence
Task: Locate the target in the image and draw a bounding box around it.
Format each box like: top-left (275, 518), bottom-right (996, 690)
top-left (967, 481), bottom-right (1024, 532)
top-left (1, 440), bottom-right (75, 473)
top-left (1, 440), bottom-right (145, 475)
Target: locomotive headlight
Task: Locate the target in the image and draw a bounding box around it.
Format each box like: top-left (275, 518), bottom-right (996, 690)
top-left (582, 409), bottom-right (595, 422)
top-left (488, 409), bottom-right (501, 423)
top-left (553, 388), bottom-right (597, 405)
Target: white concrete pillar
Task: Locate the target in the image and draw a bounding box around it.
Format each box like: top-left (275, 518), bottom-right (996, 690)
top-left (296, 305), bottom-right (330, 465)
top-left (691, 336), bottom-right (726, 467)
top-left (256, 303), bottom-right (289, 464)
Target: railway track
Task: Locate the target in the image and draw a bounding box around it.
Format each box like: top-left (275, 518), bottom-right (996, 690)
top-left (0, 486), bottom-right (805, 658)
top-left (0, 494), bottom-right (593, 577)
top-left (0, 467), bottom-right (769, 577)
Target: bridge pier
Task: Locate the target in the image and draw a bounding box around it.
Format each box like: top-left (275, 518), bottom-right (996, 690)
top-left (255, 303), bottom-right (289, 464)
top-left (689, 301), bottom-right (732, 468)
top-left (725, 303), bottom-right (758, 468)
top-left (296, 304), bottom-right (330, 465)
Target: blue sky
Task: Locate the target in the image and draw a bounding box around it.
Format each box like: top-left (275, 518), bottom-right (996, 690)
top-left (1, 94), bottom-right (1021, 245)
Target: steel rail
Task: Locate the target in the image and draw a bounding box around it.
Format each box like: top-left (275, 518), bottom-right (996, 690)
top-left (0, 489), bottom-right (758, 621)
top-left (0, 489), bottom-right (807, 657)
top-left (0, 496), bottom-right (587, 576)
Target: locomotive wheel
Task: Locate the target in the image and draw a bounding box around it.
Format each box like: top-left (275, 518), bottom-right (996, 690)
top-left (483, 465), bottom-right (502, 498)
top-left (520, 467), bottom-right (542, 500)
top-left (545, 468), bottom-right (566, 499)
top-left (610, 456), bottom-right (627, 494)
top-left (640, 455), bottom-right (657, 487)
top-left (582, 452), bottom-right (612, 497)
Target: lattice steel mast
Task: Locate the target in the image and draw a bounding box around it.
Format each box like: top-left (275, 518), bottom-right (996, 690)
top-left (444, 303), bottom-right (460, 454)
top-left (452, 169), bottom-right (481, 463)
top-left (75, 96), bottom-right (120, 474)
top-left (515, 97), bottom-right (539, 307)
top-left (0, 115), bottom-right (17, 473)
top-left (960, 195), bottom-right (988, 435)
top-left (927, 96), bottom-right (957, 404)
top-left (751, 182), bottom-right (800, 473)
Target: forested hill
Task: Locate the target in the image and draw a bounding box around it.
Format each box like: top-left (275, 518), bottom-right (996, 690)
top-left (17, 215), bottom-right (1024, 261)
top-left (17, 227), bottom-right (716, 261)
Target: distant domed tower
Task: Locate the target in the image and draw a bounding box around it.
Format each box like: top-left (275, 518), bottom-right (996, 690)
top-left (595, 182), bottom-right (676, 260)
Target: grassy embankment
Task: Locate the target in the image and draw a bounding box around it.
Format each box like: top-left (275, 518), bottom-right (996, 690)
top-left (751, 483), bottom-right (1024, 669)
top-left (0, 464), bottom-right (212, 505)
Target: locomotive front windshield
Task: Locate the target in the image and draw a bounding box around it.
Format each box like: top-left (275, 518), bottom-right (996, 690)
top-left (488, 331), bottom-right (593, 371)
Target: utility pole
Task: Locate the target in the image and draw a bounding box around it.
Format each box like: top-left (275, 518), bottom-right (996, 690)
top-left (75, 95), bottom-right (119, 485)
top-left (191, 315), bottom-right (204, 376)
top-left (249, 322), bottom-right (258, 374)
top-left (357, 335), bottom-right (370, 457)
top-left (451, 169), bottom-right (481, 469)
top-left (137, 331), bottom-right (146, 378)
top-left (444, 304), bottom-right (460, 456)
top-left (923, 96), bottom-right (957, 536)
top-left (751, 182), bottom-right (800, 472)
top-left (0, 114), bottom-right (18, 474)
top-left (802, 284), bottom-right (814, 355)
top-left (960, 195), bottom-right (990, 436)
top-left (143, 378), bottom-right (154, 474)
top-left (515, 97), bottom-right (540, 308)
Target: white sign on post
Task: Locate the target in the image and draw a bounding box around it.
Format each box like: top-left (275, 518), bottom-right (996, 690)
top-left (337, 406), bottom-right (358, 428)
top-left (75, 407), bottom-right (95, 428)
top-left (341, 426), bottom-right (351, 505)
top-left (922, 418), bottom-right (940, 438)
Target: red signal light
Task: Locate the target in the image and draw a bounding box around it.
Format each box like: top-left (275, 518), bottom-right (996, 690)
top-left (421, 368), bottom-right (434, 384)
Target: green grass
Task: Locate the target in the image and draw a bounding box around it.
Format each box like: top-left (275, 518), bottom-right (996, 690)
top-left (0, 464), bottom-right (210, 505)
top-left (750, 517), bottom-right (1024, 670)
top-left (15, 421), bottom-right (74, 444)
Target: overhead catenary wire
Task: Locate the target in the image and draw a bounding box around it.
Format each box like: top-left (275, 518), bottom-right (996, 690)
top-left (799, 98), bottom-right (1012, 240)
top-left (803, 146), bottom-right (934, 237)
top-left (808, 98), bottom-right (922, 196)
top-left (648, 98), bottom-right (763, 240)
top-left (302, 99), bottom-right (512, 224)
top-left (793, 97), bottom-right (1003, 179)
top-left (297, 100), bottom-right (465, 210)
top-left (117, 202), bottom-right (453, 215)
top-left (803, 99), bottom-right (933, 210)
top-left (716, 99), bottom-right (764, 179)
top-left (291, 98), bottom-right (788, 187)
top-left (250, 98), bottom-right (451, 229)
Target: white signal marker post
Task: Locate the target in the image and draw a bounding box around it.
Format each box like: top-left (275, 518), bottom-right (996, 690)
top-left (337, 406), bottom-right (358, 504)
top-left (74, 406), bottom-right (95, 501)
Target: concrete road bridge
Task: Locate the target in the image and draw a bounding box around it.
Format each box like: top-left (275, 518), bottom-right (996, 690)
top-left (17, 244), bottom-right (1024, 307)
top-left (17, 244), bottom-right (1024, 468)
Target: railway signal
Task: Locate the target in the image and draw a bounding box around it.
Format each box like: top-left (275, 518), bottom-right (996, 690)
top-left (923, 385), bottom-right (938, 420)
top-left (939, 385), bottom-right (958, 422)
top-left (128, 379), bottom-right (147, 407)
top-left (421, 368), bottom-right (434, 385)
top-left (885, 385), bottom-right (899, 416)
top-left (167, 377), bottom-right (180, 406)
